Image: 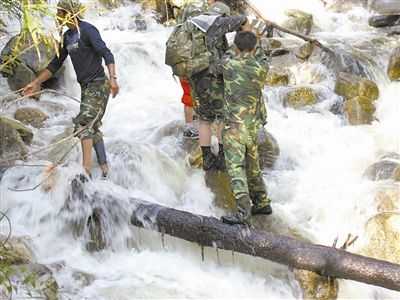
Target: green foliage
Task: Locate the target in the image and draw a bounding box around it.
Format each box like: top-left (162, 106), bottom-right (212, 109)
top-left (0, 0), bottom-right (85, 76)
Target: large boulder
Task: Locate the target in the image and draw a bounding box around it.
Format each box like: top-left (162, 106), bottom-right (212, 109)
top-left (343, 96), bottom-right (376, 125)
top-left (363, 153), bottom-right (400, 181)
top-left (0, 117), bottom-right (28, 160)
top-left (368, 14), bottom-right (400, 27)
top-left (387, 47), bottom-right (400, 81)
top-left (335, 72), bottom-right (379, 124)
top-left (266, 68), bottom-right (290, 86)
top-left (283, 10), bottom-right (314, 35)
top-left (0, 116), bottom-right (33, 144)
top-left (0, 35), bottom-right (62, 91)
top-left (295, 42), bottom-right (315, 61)
top-left (368, 0), bottom-right (400, 14)
top-left (14, 107), bottom-right (48, 128)
top-left (284, 87), bottom-right (318, 108)
top-left (335, 72), bottom-right (379, 101)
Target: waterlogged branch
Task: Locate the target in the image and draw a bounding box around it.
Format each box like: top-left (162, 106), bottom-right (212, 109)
top-left (130, 201), bottom-right (400, 292)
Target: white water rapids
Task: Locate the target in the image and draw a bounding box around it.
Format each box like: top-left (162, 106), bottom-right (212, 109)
top-left (1, 0), bottom-right (400, 299)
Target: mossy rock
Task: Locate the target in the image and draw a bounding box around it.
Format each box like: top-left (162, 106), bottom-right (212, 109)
top-left (375, 184), bottom-right (400, 212)
top-left (335, 72), bottom-right (379, 101)
top-left (343, 96), bottom-right (376, 125)
top-left (295, 41), bottom-right (315, 61)
top-left (0, 235), bottom-right (35, 265)
top-left (0, 116), bottom-right (33, 144)
top-left (361, 212), bottom-right (400, 265)
top-left (15, 107), bottom-right (49, 128)
top-left (260, 38), bottom-right (283, 50)
top-left (284, 87), bottom-right (318, 108)
top-left (0, 34), bottom-right (62, 91)
top-left (0, 117), bottom-right (28, 160)
top-left (283, 9), bottom-right (313, 35)
top-left (266, 69), bottom-right (290, 86)
top-left (387, 47), bottom-right (400, 81)
top-left (294, 269), bottom-right (339, 300)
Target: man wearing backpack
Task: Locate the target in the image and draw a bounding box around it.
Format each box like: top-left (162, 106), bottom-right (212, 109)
top-left (189, 1), bottom-right (249, 171)
top-left (165, 1), bottom-right (249, 171)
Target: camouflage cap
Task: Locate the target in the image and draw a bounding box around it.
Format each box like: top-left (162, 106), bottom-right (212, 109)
top-left (57, 0), bottom-right (84, 16)
top-left (208, 1), bottom-right (231, 16)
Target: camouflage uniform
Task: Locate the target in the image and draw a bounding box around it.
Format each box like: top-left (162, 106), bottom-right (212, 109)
top-left (73, 79), bottom-right (110, 142)
top-left (189, 14), bottom-right (247, 121)
top-left (222, 51), bottom-right (270, 214)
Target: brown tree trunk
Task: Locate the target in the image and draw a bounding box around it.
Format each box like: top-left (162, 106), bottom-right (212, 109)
top-left (131, 201), bottom-right (400, 292)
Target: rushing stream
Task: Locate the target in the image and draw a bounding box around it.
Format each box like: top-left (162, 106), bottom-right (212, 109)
top-left (1, 0), bottom-right (400, 299)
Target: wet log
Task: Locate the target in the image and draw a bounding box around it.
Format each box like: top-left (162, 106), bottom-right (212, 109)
top-left (131, 201), bottom-right (400, 292)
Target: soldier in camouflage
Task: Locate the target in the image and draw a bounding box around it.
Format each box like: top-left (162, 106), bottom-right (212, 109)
top-left (23, 0), bottom-right (119, 179)
top-left (221, 31), bottom-right (272, 225)
top-left (188, 1), bottom-right (248, 171)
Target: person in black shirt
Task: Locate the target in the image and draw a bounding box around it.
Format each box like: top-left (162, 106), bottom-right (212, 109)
top-left (23, 0), bottom-right (119, 178)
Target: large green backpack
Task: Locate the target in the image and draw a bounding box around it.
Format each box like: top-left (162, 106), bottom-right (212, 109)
top-left (165, 20), bottom-right (211, 78)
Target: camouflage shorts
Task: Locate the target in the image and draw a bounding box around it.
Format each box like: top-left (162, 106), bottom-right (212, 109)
top-left (190, 70), bottom-right (225, 122)
top-left (73, 79), bottom-right (110, 141)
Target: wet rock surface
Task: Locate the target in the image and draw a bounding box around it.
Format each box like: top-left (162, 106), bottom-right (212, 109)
top-left (284, 87), bottom-right (318, 108)
top-left (0, 35), bottom-right (62, 91)
top-left (14, 107), bottom-right (49, 128)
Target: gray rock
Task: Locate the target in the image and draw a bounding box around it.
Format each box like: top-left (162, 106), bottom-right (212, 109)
top-left (14, 107), bottom-right (49, 128)
top-left (368, 14), bottom-right (400, 27)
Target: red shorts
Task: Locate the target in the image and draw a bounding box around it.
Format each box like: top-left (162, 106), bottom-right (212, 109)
top-left (180, 78), bottom-right (193, 107)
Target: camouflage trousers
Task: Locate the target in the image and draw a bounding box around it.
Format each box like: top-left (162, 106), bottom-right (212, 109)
top-left (223, 123), bottom-right (270, 213)
top-left (190, 69), bottom-right (225, 122)
top-left (73, 79), bottom-right (110, 142)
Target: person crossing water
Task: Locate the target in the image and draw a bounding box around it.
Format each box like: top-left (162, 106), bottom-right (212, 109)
top-left (23, 0), bottom-right (119, 179)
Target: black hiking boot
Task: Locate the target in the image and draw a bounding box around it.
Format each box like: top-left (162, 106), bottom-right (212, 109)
top-left (215, 144), bottom-right (226, 171)
top-left (251, 204), bottom-right (272, 216)
top-left (201, 146), bottom-right (217, 171)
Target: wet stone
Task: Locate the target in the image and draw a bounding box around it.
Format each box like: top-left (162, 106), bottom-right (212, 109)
top-left (14, 107), bottom-right (49, 128)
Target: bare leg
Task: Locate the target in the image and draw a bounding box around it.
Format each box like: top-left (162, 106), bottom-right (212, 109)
top-left (81, 138), bottom-right (93, 176)
top-left (184, 105), bottom-right (194, 124)
top-left (199, 120), bottom-right (212, 147)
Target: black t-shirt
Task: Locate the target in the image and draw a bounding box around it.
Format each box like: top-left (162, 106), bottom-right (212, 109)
top-left (47, 20), bottom-right (115, 85)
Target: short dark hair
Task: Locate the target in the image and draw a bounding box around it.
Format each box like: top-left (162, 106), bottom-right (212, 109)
top-left (234, 31), bottom-right (257, 52)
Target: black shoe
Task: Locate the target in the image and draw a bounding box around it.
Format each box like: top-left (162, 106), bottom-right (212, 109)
top-left (251, 204), bottom-right (272, 216)
top-left (183, 127), bottom-right (199, 139)
top-left (215, 144), bottom-right (226, 171)
top-left (201, 146), bottom-right (217, 171)
top-left (221, 212), bottom-right (249, 225)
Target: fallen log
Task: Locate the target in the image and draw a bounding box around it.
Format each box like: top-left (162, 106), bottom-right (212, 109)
top-left (131, 201), bottom-right (400, 292)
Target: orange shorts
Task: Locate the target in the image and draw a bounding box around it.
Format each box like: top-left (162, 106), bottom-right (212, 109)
top-left (180, 78), bottom-right (193, 107)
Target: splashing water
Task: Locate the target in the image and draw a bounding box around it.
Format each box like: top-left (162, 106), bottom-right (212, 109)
top-left (1, 0), bottom-right (400, 299)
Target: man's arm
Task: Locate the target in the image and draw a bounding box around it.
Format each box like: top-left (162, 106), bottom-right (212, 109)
top-left (86, 25), bottom-right (119, 98)
top-left (23, 44), bottom-right (68, 96)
